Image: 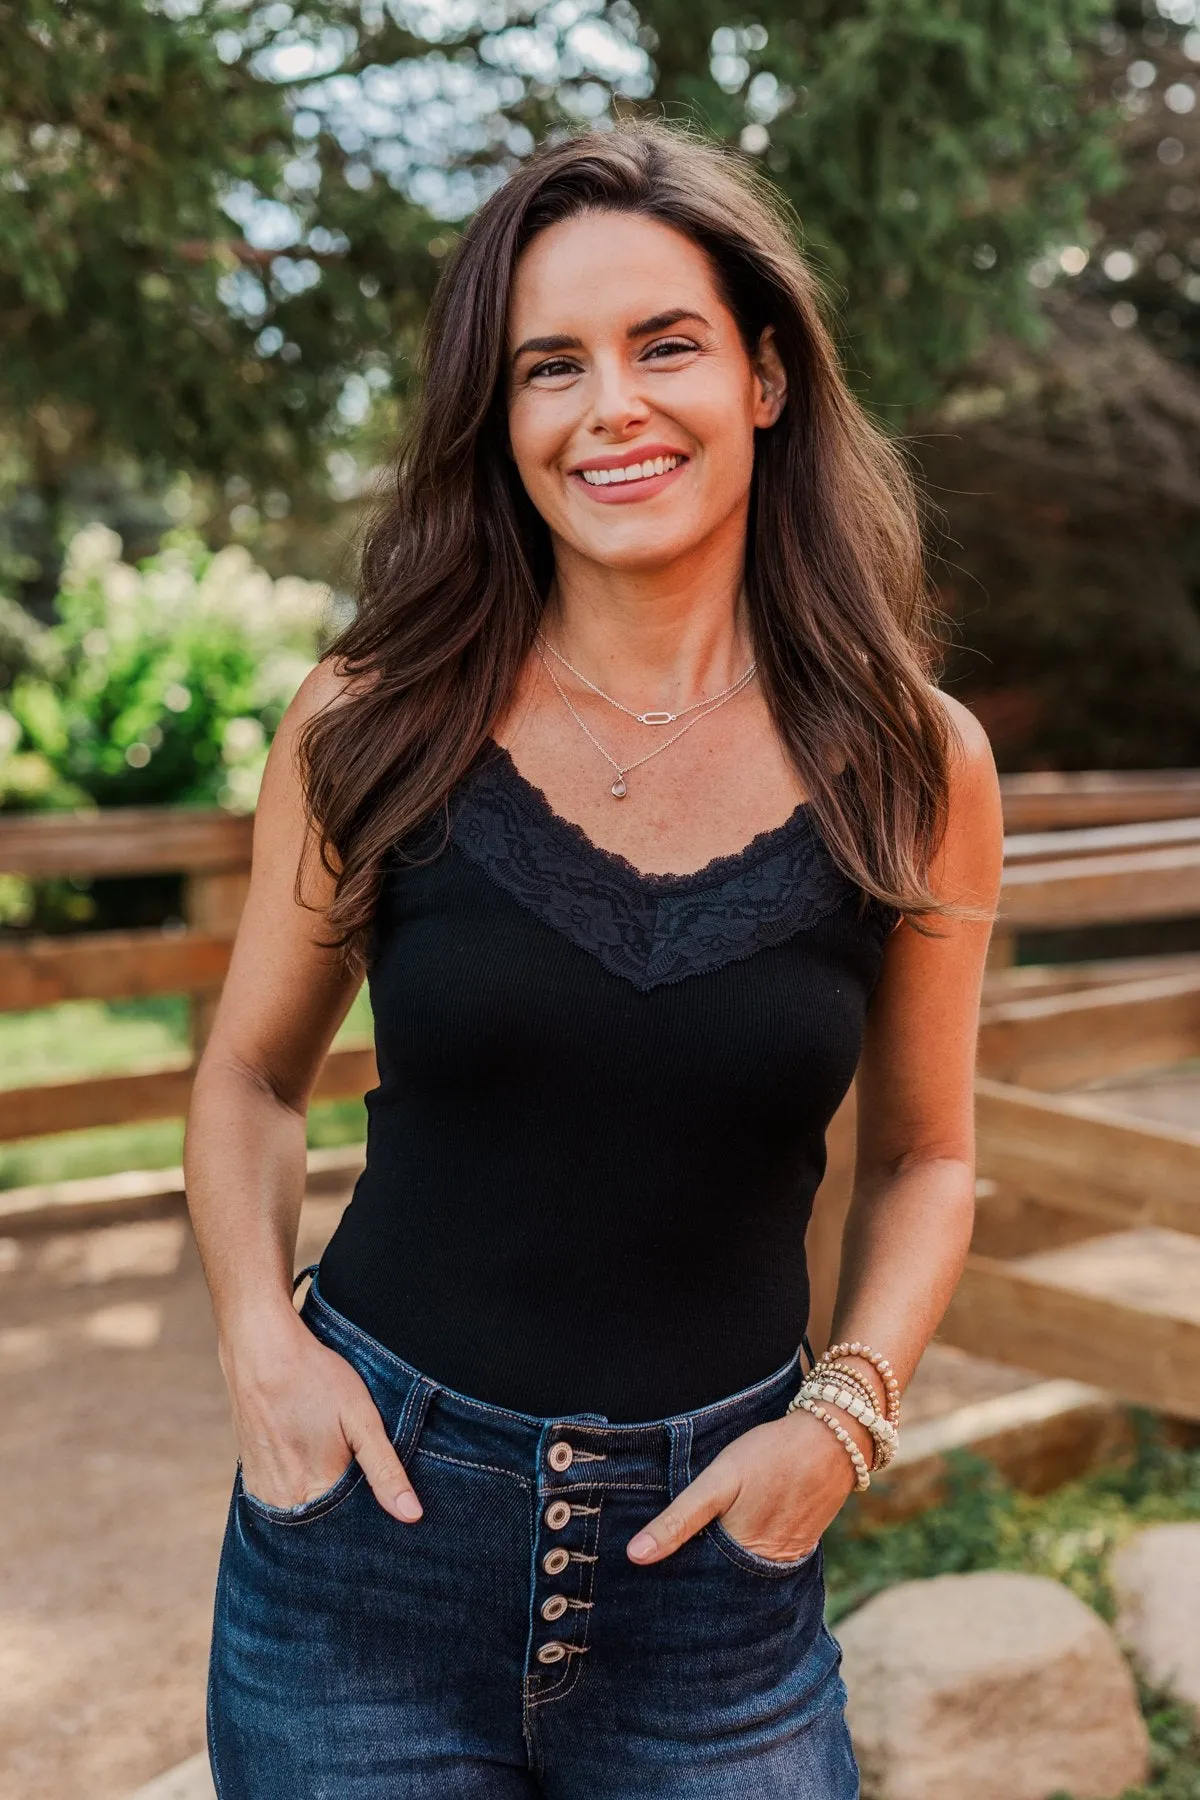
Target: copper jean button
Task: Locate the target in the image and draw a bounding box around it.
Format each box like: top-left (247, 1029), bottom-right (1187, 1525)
top-left (537, 1641), bottom-right (568, 1665)
top-left (547, 1442), bottom-right (574, 1472)
top-left (543, 1547), bottom-right (571, 1575)
top-left (544, 1500), bottom-right (572, 1531)
top-left (541, 1595), bottom-right (569, 1622)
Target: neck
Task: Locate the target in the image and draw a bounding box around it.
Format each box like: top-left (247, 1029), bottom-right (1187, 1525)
top-left (542, 528), bottom-right (754, 704)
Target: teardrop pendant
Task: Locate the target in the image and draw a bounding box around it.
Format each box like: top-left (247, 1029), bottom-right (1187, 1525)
top-left (610, 777), bottom-right (628, 799)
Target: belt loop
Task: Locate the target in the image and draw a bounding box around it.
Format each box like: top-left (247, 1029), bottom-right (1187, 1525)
top-left (665, 1415), bottom-right (693, 1502)
top-left (292, 1262), bottom-right (319, 1297)
top-left (393, 1374), bottom-right (436, 1466)
top-left (800, 1333), bottom-right (816, 1378)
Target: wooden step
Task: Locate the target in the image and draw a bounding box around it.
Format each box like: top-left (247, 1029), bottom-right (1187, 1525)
top-left (940, 1227), bottom-right (1200, 1421)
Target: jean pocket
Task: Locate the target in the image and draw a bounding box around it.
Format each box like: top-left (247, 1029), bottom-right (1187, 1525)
top-left (237, 1453), bottom-right (363, 1526)
top-left (703, 1515), bottom-right (820, 1579)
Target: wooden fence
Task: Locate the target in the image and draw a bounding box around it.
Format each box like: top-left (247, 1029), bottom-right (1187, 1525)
top-left (3, 768), bottom-right (1200, 1421)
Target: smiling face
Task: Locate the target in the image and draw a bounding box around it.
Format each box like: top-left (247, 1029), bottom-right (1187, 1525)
top-left (505, 209), bottom-right (786, 579)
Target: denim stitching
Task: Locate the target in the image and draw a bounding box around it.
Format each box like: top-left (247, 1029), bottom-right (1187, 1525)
top-left (703, 1517), bottom-right (819, 1580)
top-left (238, 1460), bottom-right (365, 1527)
top-left (537, 1478), bottom-right (667, 1497)
top-left (414, 1447), bottom-right (532, 1487)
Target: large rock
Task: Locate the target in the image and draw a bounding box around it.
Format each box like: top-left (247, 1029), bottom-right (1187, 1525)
top-left (1111, 1522), bottom-right (1200, 1709)
top-left (837, 1569), bottom-right (1148, 1800)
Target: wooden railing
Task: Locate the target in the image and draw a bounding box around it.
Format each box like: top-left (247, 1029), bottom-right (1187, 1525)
top-left (0, 806), bottom-right (373, 1143)
top-left (3, 770), bottom-right (1200, 1421)
top-left (1, 767), bottom-right (1199, 1146)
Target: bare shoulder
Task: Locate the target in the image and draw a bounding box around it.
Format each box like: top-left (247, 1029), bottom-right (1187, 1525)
top-left (280, 654), bottom-right (364, 738)
top-left (927, 686), bottom-right (1004, 902)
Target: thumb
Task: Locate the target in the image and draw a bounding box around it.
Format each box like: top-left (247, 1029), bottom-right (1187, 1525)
top-left (342, 1404), bottom-right (422, 1523)
top-left (626, 1465), bottom-right (732, 1565)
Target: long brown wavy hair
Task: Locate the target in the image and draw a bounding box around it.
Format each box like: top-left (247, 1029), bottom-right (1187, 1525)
top-left (301, 118), bottom-right (960, 971)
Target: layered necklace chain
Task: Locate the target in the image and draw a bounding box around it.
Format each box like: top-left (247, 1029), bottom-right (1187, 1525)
top-left (533, 628), bottom-right (758, 800)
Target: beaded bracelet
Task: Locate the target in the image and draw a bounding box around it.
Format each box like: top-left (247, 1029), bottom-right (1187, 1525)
top-left (791, 1376), bottom-right (898, 1471)
top-left (795, 1397), bottom-right (872, 1491)
top-left (823, 1360), bottom-right (888, 1415)
top-left (817, 1342), bottom-right (901, 1426)
top-left (810, 1365), bottom-right (878, 1415)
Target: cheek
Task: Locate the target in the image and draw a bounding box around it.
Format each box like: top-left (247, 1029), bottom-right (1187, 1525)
top-left (507, 390), bottom-right (572, 467)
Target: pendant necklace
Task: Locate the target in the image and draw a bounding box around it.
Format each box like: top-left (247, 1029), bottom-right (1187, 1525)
top-left (533, 635), bottom-right (758, 800)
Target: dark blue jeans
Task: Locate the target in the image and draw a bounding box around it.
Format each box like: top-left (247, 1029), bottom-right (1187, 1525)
top-left (207, 1265), bottom-right (858, 1798)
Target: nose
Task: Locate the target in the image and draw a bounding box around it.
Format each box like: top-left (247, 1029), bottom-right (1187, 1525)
top-left (586, 351), bottom-right (651, 439)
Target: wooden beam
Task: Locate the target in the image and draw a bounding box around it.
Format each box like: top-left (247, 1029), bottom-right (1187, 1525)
top-left (0, 929), bottom-right (232, 1012)
top-left (939, 1246), bottom-right (1200, 1421)
top-left (978, 972), bottom-right (1200, 1089)
top-left (1000, 770), bottom-right (1200, 833)
top-left (983, 951), bottom-right (1200, 1004)
top-left (0, 1144), bottom-right (366, 1236)
top-left (0, 807), bottom-right (253, 878)
top-left (1004, 816), bottom-right (1200, 864)
top-left (999, 843), bottom-right (1200, 929)
top-left (0, 1042), bottom-right (376, 1142)
top-left (975, 1077), bottom-right (1200, 1234)
top-left (861, 1380), bottom-right (1132, 1523)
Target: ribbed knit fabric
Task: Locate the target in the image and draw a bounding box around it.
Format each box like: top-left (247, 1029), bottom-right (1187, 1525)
top-left (317, 742), bottom-right (899, 1422)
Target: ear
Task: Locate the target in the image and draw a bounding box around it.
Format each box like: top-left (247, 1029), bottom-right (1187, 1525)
top-left (751, 325), bottom-right (787, 428)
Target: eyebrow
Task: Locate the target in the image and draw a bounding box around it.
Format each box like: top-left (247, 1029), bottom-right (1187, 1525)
top-left (509, 308), bottom-right (711, 364)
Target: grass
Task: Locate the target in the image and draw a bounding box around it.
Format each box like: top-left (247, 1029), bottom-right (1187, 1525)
top-left (0, 990), bottom-right (372, 1189)
top-left (823, 1416), bottom-right (1200, 1797)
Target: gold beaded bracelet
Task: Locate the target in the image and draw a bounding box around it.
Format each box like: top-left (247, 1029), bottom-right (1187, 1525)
top-left (818, 1341), bottom-right (901, 1426)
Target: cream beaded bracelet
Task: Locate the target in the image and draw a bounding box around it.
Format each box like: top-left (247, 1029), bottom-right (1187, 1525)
top-left (787, 1341), bottom-right (903, 1477)
top-left (817, 1342), bottom-right (901, 1425)
top-left (794, 1397), bottom-right (872, 1491)
top-left (790, 1374), bottom-right (898, 1471)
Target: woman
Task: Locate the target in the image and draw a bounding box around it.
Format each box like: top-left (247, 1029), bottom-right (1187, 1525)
top-left (190, 120), bottom-right (1002, 1798)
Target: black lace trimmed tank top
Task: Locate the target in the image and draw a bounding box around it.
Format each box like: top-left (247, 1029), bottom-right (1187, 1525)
top-left (317, 739), bottom-right (900, 1422)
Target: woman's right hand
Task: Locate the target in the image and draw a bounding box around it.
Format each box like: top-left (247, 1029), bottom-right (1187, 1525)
top-left (220, 1306), bottom-right (423, 1522)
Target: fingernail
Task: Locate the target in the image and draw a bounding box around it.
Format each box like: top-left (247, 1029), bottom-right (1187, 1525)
top-left (395, 1491), bottom-right (423, 1521)
top-left (627, 1531), bottom-right (657, 1561)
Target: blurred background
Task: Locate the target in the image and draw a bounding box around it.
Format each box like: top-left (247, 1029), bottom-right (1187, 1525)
top-left (3, 3), bottom-right (1200, 1798)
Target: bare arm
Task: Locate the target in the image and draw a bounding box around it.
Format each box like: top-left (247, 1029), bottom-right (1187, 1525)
top-left (184, 661), bottom-right (422, 1522)
top-left (627, 695), bottom-right (1004, 1564)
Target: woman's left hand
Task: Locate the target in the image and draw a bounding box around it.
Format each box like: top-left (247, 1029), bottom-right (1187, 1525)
top-left (625, 1407), bottom-right (869, 1565)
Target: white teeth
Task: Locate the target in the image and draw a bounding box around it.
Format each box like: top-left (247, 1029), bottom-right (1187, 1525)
top-left (580, 455), bottom-right (681, 487)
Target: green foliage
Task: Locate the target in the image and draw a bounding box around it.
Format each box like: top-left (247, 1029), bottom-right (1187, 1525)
top-left (0, 0), bottom-right (438, 496)
top-left (0, 0), bottom-right (1127, 541)
top-left (2, 523), bottom-right (331, 813)
top-left (635, 0), bottom-right (1125, 414)
top-left (823, 1410), bottom-right (1200, 1626)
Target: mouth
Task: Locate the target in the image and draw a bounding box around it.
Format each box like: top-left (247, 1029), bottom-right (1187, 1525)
top-left (569, 452), bottom-right (689, 505)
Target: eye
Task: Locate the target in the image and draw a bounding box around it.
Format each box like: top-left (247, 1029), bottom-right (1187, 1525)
top-left (526, 356), bottom-right (581, 381)
top-left (642, 336), bottom-right (699, 360)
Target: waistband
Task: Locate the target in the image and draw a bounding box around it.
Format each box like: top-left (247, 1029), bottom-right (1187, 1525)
top-left (293, 1262), bottom-right (810, 1499)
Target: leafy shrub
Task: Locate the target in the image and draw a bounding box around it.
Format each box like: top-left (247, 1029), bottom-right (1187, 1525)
top-left (1, 523), bottom-right (332, 814)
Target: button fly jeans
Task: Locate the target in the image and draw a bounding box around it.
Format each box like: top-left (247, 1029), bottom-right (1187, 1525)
top-left (207, 1265), bottom-right (858, 1799)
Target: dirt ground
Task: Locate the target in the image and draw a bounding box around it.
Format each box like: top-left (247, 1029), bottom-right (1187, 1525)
top-left (0, 1186), bottom-right (1038, 1800)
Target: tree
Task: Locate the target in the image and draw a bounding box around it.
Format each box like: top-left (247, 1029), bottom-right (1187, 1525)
top-left (0, 0), bottom-right (441, 597)
top-left (1, 0), bottom-right (1125, 601)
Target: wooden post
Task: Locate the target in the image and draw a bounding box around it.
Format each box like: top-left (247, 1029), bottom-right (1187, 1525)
top-left (184, 869), bottom-right (250, 1058)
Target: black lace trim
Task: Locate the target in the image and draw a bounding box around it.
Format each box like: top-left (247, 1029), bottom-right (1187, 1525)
top-left (447, 743), bottom-right (889, 991)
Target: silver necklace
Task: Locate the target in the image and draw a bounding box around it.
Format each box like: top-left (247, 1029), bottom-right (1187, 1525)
top-left (535, 628), bottom-right (756, 727)
top-left (534, 639), bottom-right (758, 799)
